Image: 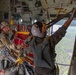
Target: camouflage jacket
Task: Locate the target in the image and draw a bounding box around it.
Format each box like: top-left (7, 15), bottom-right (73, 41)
top-left (0, 31), bottom-right (16, 60)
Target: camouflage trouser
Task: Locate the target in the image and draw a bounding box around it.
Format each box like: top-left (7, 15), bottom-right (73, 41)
top-left (0, 50), bottom-right (4, 70)
top-left (4, 61), bottom-right (34, 75)
top-left (34, 67), bottom-right (57, 75)
top-left (0, 59), bottom-right (9, 70)
top-left (0, 61), bottom-right (3, 70)
top-left (4, 66), bottom-right (18, 75)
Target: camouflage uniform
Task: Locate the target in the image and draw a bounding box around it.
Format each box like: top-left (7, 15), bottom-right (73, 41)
top-left (0, 30), bottom-right (16, 70)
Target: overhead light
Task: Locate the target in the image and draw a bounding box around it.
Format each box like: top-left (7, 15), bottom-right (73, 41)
top-left (19, 18), bottom-right (23, 24)
top-left (34, 19), bottom-right (37, 22)
top-left (32, 19), bottom-right (37, 24)
top-left (21, 19), bottom-right (23, 22)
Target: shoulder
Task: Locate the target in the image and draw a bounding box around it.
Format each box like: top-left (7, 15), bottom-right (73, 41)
top-left (43, 36), bottom-right (50, 44)
top-left (44, 36), bottom-right (50, 41)
top-left (24, 35), bottom-right (34, 45)
top-left (0, 33), bottom-right (4, 38)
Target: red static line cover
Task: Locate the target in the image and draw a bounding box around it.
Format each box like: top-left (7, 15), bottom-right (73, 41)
top-left (14, 33), bottom-right (29, 45)
top-left (14, 38), bottom-right (24, 45)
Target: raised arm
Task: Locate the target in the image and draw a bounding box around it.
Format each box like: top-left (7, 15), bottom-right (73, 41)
top-left (63, 8), bottom-right (76, 28)
top-left (49, 8), bottom-right (76, 46)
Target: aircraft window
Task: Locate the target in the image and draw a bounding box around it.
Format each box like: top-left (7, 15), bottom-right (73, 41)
top-left (51, 20), bottom-right (76, 75)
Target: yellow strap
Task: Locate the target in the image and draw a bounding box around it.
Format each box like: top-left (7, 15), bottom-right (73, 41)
top-left (17, 32), bottom-right (30, 35)
top-left (10, 18), bottom-right (14, 26)
top-left (43, 0), bottom-right (48, 11)
top-left (16, 57), bottom-right (25, 65)
top-left (54, 3), bottom-right (63, 19)
top-left (43, 0), bottom-right (50, 20)
top-left (54, 9), bottom-right (61, 19)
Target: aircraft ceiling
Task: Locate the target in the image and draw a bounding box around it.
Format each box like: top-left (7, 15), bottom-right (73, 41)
top-left (12, 0), bottom-right (76, 22)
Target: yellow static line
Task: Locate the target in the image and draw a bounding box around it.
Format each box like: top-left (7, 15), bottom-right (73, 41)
top-left (17, 32), bottom-right (30, 35)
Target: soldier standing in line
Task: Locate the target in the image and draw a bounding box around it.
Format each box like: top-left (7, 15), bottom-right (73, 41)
top-left (0, 21), bottom-right (16, 72)
top-left (24, 8), bottom-right (76, 75)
